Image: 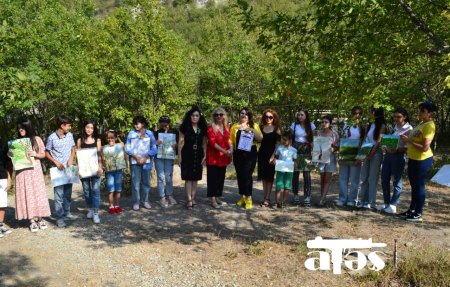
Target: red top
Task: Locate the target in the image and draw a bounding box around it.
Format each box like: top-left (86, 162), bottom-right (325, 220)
top-left (206, 124), bottom-right (231, 166)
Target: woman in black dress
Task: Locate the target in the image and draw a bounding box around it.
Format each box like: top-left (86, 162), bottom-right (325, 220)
top-left (257, 109), bottom-right (281, 207)
top-left (178, 106), bottom-right (207, 209)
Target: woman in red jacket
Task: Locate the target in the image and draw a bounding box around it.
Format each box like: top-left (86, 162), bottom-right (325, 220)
top-left (206, 107), bottom-right (233, 208)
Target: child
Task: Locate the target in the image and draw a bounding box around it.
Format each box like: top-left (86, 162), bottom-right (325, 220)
top-left (0, 141), bottom-right (13, 237)
top-left (45, 115), bottom-right (77, 228)
top-left (12, 118), bottom-right (51, 232)
top-left (155, 116), bottom-right (178, 208)
top-left (77, 120), bottom-right (103, 224)
top-left (317, 115), bottom-right (339, 207)
top-left (103, 130), bottom-right (127, 214)
top-left (125, 116), bottom-right (157, 211)
top-left (274, 132), bottom-right (297, 208)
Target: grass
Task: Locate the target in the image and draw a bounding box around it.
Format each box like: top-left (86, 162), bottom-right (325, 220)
top-left (246, 240), bottom-right (267, 256)
top-left (352, 243), bottom-right (450, 286)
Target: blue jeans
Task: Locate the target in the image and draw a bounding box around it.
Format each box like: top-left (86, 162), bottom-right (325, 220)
top-left (338, 162), bottom-right (361, 205)
top-left (155, 158), bottom-right (174, 198)
top-left (407, 157), bottom-right (433, 214)
top-left (131, 164), bottom-right (151, 205)
top-left (381, 153), bottom-right (406, 206)
top-left (54, 184), bottom-right (73, 219)
top-left (359, 151), bottom-right (383, 206)
top-left (106, 170), bottom-right (123, 192)
top-left (81, 176), bottom-right (101, 209)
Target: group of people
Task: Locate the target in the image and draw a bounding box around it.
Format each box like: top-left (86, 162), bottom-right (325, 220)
top-left (0, 100), bottom-right (437, 236)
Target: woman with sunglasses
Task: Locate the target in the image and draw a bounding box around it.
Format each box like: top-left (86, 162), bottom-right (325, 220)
top-left (379, 108), bottom-right (413, 214)
top-left (257, 109), bottom-right (281, 207)
top-left (206, 108), bottom-right (232, 208)
top-left (178, 106), bottom-right (208, 209)
top-left (337, 106), bottom-right (364, 207)
top-left (290, 108), bottom-right (315, 206)
top-left (230, 107), bottom-right (263, 209)
top-left (400, 100), bottom-right (437, 222)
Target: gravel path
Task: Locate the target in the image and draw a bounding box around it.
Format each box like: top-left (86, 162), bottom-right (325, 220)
top-left (1, 167), bottom-right (449, 286)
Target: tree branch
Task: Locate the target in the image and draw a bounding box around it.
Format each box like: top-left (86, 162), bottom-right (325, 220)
top-left (399, 0), bottom-right (449, 54)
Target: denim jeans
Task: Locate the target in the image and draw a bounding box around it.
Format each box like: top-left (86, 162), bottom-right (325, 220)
top-left (81, 176), bottom-right (101, 209)
top-left (407, 157), bottom-right (433, 214)
top-left (131, 164), bottom-right (151, 205)
top-left (338, 162), bottom-right (361, 205)
top-left (359, 151), bottom-right (383, 206)
top-left (54, 184), bottom-right (73, 219)
top-left (381, 153), bottom-right (406, 206)
top-left (155, 158), bottom-right (174, 198)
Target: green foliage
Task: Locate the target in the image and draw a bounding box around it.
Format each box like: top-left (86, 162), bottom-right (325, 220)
top-left (237, 0), bottom-right (450, 133)
top-left (0, 0), bottom-right (195, 140)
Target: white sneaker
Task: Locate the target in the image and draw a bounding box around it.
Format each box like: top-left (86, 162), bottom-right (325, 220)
top-left (160, 198), bottom-right (169, 208)
top-left (167, 196), bottom-right (177, 205)
top-left (384, 205), bottom-right (397, 214)
top-left (376, 204), bottom-right (387, 211)
top-left (86, 209), bottom-right (94, 219)
top-left (56, 218), bottom-right (66, 228)
top-left (93, 213), bottom-right (100, 224)
top-left (64, 213), bottom-right (78, 221)
top-left (335, 200), bottom-right (345, 207)
top-left (0, 224), bottom-right (12, 235)
top-left (362, 203), bottom-right (371, 209)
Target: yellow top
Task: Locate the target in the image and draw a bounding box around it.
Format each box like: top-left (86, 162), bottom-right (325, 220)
top-left (407, 120), bottom-right (435, 160)
top-left (230, 123), bottom-right (262, 149)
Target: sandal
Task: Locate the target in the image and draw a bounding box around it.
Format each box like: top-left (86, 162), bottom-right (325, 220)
top-left (186, 201), bottom-right (193, 210)
top-left (29, 221), bottom-right (39, 233)
top-left (260, 198), bottom-right (270, 208)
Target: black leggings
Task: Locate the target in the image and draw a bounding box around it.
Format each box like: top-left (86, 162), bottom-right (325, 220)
top-left (292, 170), bottom-right (311, 197)
top-left (233, 146), bottom-right (257, 196)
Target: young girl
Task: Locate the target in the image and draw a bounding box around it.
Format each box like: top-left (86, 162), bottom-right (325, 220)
top-left (155, 116), bottom-right (178, 208)
top-left (125, 116), bottom-right (157, 211)
top-left (178, 106), bottom-right (208, 210)
top-left (273, 132), bottom-right (297, 209)
top-left (380, 108), bottom-right (412, 214)
top-left (337, 106), bottom-right (364, 207)
top-left (103, 130), bottom-right (128, 214)
top-left (290, 108), bottom-right (315, 206)
top-left (358, 106), bottom-right (386, 209)
top-left (77, 120), bottom-right (103, 224)
top-left (316, 115), bottom-right (339, 207)
top-left (12, 118), bottom-right (51, 232)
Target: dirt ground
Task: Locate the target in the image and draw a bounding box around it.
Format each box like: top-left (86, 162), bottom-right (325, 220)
top-left (1, 165), bottom-right (449, 287)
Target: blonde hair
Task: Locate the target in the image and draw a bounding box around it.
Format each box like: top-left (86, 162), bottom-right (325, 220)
top-left (211, 107), bottom-right (228, 133)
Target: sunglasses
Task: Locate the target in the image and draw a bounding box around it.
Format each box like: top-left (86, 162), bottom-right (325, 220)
top-left (265, 115), bottom-right (274, 120)
top-left (214, 113), bottom-right (224, 117)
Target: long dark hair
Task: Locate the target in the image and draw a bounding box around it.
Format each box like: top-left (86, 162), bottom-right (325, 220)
top-left (368, 107), bottom-right (386, 141)
top-left (81, 119), bottom-right (99, 143)
top-left (240, 107), bottom-right (255, 128)
top-left (393, 107), bottom-right (410, 123)
top-left (180, 106), bottom-right (207, 135)
top-left (295, 108), bottom-right (313, 143)
top-left (17, 118), bottom-right (38, 151)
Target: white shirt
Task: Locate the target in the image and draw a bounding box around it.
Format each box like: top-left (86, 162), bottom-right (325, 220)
top-left (392, 122), bottom-right (413, 149)
top-left (343, 123), bottom-right (361, 140)
top-left (290, 122), bottom-right (316, 143)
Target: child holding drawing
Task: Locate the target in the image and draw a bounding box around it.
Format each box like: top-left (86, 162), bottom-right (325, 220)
top-left (273, 132), bottom-right (297, 209)
top-left (76, 120), bottom-right (103, 224)
top-left (45, 115), bottom-right (77, 228)
top-left (316, 115), bottom-right (339, 207)
top-left (103, 129), bottom-right (127, 215)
